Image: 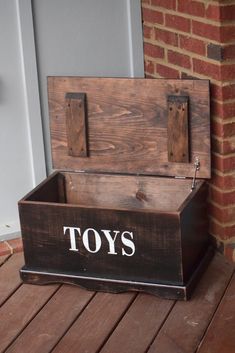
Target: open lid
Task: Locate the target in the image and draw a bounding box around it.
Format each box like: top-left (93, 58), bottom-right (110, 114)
top-left (48, 77), bottom-right (210, 179)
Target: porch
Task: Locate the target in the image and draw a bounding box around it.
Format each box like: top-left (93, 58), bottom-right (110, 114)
top-left (0, 250), bottom-right (234, 353)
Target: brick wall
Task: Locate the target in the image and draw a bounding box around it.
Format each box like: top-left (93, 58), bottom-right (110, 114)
top-left (141, 0), bottom-right (235, 261)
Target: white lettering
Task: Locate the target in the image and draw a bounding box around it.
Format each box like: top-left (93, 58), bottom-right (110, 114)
top-left (121, 231), bottom-right (135, 256)
top-left (83, 228), bottom-right (102, 253)
top-left (63, 226), bottom-right (81, 252)
top-left (101, 230), bottom-right (120, 255)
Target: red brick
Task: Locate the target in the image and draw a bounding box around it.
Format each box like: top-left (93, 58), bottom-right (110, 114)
top-left (142, 7), bottom-right (164, 24)
top-left (210, 84), bottom-right (223, 101)
top-left (212, 153), bottom-right (235, 173)
top-left (155, 28), bottom-right (178, 47)
top-left (212, 101), bottom-right (235, 119)
top-left (211, 171), bottom-right (235, 189)
top-left (0, 242), bottom-right (10, 256)
top-left (223, 44), bottom-right (235, 60)
top-left (168, 50), bottom-right (191, 69)
top-left (214, 122), bottom-right (235, 139)
top-left (221, 64), bottom-right (235, 81)
top-left (221, 5), bottom-right (235, 21)
top-left (209, 218), bottom-right (235, 240)
top-left (181, 72), bottom-right (198, 79)
top-left (179, 35), bottom-right (205, 55)
top-left (143, 25), bottom-right (153, 39)
top-left (220, 102), bottom-right (235, 119)
top-left (210, 187), bottom-right (235, 207)
top-left (221, 26), bottom-right (235, 43)
top-left (223, 122), bottom-right (235, 138)
top-left (151, 0), bottom-right (176, 10)
top-left (211, 84), bottom-right (235, 101)
top-left (165, 14), bottom-right (191, 33)
top-left (222, 84), bottom-right (235, 100)
top-left (207, 4), bottom-right (235, 23)
top-left (144, 60), bottom-right (155, 75)
top-left (193, 58), bottom-right (221, 80)
top-left (206, 4), bottom-right (221, 21)
top-left (212, 137), bottom-right (235, 155)
top-left (142, 0), bottom-right (151, 4)
top-left (144, 42), bottom-right (164, 58)
top-left (145, 73), bottom-right (155, 78)
top-left (211, 101), bottom-right (223, 118)
top-left (156, 63), bottom-right (180, 78)
top-left (211, 120), bottom-right (223, 138)
top-left (178, 0), bottom-right (205, 17)
top-left (192, 20), bottom-right (221, 42)
top-left (209, 218), bottom-right (225, 239)
top-left (224, 243), bottom-right (235, 263)
top-left (209, 203), bottom-right (235, 223)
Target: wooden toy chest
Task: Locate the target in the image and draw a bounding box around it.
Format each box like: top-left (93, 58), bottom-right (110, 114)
top-left (19, 77), bottom-right (212, 300)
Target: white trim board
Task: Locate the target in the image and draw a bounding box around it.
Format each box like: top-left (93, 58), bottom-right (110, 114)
top-left (16, 0), bottom-right (46, 185)
top-left (127, 0), bottom-right (145, 77)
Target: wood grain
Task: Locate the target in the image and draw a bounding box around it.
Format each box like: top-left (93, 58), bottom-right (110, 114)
top-left (0, 254), bottom-right (9, 266)
top-left (0, 283), bottom-right (59, 352)
top-left (65, 93), bottom-right (88, 157)
top-left (167, 95), bottom-right (189, 163)
top-left (197, 271), bottom-right (235, 353)
top-left (19, 201), bottom-right (183, 286)
top-left (0, 253), bottom-right (23, 306)
top-left (147, 253), bottom-right (234, 353)
top-left (5, 285), bottom-right (94, 353)
top-left (52, 292), bottom-right (136, 353)
top-left (63, 172), bottom-right (196, 212)
top-left (48, 77), bottom-right (210, 178)
top-left (100, 294), bottom-right (174, 353)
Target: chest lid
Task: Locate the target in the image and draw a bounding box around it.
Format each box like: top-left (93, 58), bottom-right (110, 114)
top-left (48, 77), bottom-right (210, 179)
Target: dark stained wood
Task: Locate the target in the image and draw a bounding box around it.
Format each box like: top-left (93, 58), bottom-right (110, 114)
top-left (25, 171), bottom-right (59, 203)
top-left (100, 294), bottom-right (174, 353)
top-left (57, 173), bottom-right (67, 203)
top-left (167, 95), bottom-right (189, 163)
top-left (19, 170), bottom-right (210, 300)
top-left (5, 285), bottom-right (94, 353)
top-left (197, 272), bottom-right (235, 353)
top-left (0, 253), bottom-right (23, 306)
top-left (19, 201), bottom-right (183, 286)
top-left (48, 77), bottom-right (210, 179)
top-left (0, 283), bottom-right (59, 352)
top-left (147, 253), bottom-right (234, 353)
top-left (180, 181), bottom-right (209, 283)
top-left (65, 92), bottom-right (88, 158)
top-left (52, 292), bottom-right (136, 353)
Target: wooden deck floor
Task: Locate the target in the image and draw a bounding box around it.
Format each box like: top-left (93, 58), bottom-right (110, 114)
top-left (0, 252), bottom-right (235, 353)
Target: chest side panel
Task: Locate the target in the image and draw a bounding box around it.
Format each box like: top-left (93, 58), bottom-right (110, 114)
top-left (19, 203), bottom-right (183, 285)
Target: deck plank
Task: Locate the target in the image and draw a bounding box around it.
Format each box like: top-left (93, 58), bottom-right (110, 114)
top-left (0, 253), bottom-right (24, 306)
top-left (197, 272), bottom-right (235, 353)
top-left (0, 254), bottom-right (10, 266)
top-left (5, 285), bottom-right (94, 353)
top-left (0, 283), bottom-right (59, 353)
top-left (52, 292), bottom-right (136, 353)
top-left (100, 293), bottom-right (175, 353)
top-left (147, 254), bottom-right (234, 353)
